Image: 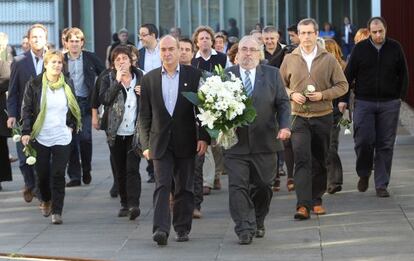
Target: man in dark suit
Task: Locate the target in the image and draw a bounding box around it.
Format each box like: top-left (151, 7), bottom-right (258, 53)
top-left (63, 27), bottom-right (105, 187)
top-left (224, 36), bottom-right (291, 245)
top-left (137, 23), bottom-right (160, 183)
top-left (7, 23), bottom-right (48, 203)
top-left (139, 35), bottom-right (209, 246)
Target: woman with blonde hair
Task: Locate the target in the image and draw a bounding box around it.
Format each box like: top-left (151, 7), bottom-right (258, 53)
top-left (21, 50), bottom-right (81, 224)
top-left (354, 28), bottom-right (370, 44)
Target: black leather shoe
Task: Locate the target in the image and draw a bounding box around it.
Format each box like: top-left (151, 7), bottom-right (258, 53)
top-left (327, 185), bottom-right (342, 194)
top-left (66, 180), bottom-right (81, 187)
top-left (255, 226), bottom-right (265, 238)
top-left (357, 176), bottom-right (370, 192)
top-left (153, 231), bottom-right (168, 246)
top-left (238, 232), bottom-right (253, 245)
top-left (118, 207), bottom-right (129, 217)
top-left (175, 231), bottom-right (189, 242)
top-left (376, 188), bottom-right (390, 198)
top-left (109, 185), bottom-right (118, 198)
top-left (129, 207), bottom-right (140, 220)
top-left (82, 172), bottom-right (92, 185)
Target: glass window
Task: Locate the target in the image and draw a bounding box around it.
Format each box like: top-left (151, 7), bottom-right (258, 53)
top-left (208, 0), bottom-right (220, 31)
top-left (179, 0), bottom-right (191, 38)
top-left (244, 0), bottom-right (259, 36)
top-left (191, 0), bottom-right (200, 33)
top-left (159, 0), bottom-right (175, 37)
top-left (141, 0), bottom-right (156, 27)
top-left (223, 0), bottom-right (241, 35)
top-left (352, 0), bottom-right (371, 28)
top-left (289, 0), bottom-right (308, 25)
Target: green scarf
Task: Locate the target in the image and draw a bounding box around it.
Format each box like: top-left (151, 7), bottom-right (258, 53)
top-left (31, 73), bottom-right (82, 138)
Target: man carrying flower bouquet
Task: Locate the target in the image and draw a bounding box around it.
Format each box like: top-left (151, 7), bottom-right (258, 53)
top-left (224, 36), bottom-right (291, 245)
top-left (280, 18), bottom-right (348, 220)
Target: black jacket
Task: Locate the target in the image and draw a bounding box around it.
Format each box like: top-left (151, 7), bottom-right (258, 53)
top-left (139, 65), bottom-right (210, 159)
top-left (20, 73), bottom-right (78, 136)
top-left (345, 37), bottom-right (409, 101)
top-left (63, 50), bottom-right (105, 102)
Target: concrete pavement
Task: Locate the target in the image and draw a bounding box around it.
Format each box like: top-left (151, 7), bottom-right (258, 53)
top-left (1, 129), bottom-right (414, 261)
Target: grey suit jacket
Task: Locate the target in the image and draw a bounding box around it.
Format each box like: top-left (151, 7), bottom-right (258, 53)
top-left (224, 64), bottom-right (291, 154)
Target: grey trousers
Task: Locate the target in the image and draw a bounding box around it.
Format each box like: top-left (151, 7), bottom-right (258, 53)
top-left (224, 152), bottom-right (276, 236)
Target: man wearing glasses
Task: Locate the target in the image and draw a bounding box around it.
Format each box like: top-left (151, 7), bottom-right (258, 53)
top-left (224, 36), bottom-right (291, 245)
top-left (137, 23), bottom-right (161, 183)
top-left (280, 18), bottom-right (348, 220)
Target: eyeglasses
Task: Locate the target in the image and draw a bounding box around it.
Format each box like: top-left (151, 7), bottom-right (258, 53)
top-left (239, 47), bottom-right (260, 53)
top-left (139, 33), bottom-right (150, 38)
top-left (299, 31), bottom-right (316, 36)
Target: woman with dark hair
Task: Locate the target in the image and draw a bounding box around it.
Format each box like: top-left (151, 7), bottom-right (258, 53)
top-left (99, 45), bottom-right (143, 220)
top-left (21, 50), bottom-right (81, 224)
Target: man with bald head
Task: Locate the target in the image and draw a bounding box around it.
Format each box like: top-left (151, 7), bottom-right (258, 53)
top-left (224, 36), bottom-right (291, 244)
top-left (139, 35), bottom-right (210, 245)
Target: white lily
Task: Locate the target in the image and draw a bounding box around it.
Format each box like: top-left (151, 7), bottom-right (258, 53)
top-left (12, 134), bottom-right (21, 142)
top-left (344, 129), bottom-right (352, 135)
top-left (307, 84), bottom-right (316, 93)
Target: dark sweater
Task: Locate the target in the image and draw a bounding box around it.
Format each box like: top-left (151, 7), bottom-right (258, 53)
top-left (345, 37), bottom-right (408, 101)
top-left (191, 52), bottom-right (227, 72)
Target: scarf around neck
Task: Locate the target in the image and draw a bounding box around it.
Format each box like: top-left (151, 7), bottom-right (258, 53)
top-left (31, 73), bottom-right (82, 138)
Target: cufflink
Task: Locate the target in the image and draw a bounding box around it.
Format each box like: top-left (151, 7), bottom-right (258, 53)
top-left (184, 83), bottom-right (188, 86)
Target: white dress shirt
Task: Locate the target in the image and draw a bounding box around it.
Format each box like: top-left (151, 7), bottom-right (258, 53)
top-left (300, 46), bottom-right (318, 73)
top-left (117, 76), bottom-right (138, 135)
top-left (30, 50), bottom-right (44, 75)
top-left (239, 66), bottom-right (256, 92)
top-left (144, 44), bottom-right (161, 73)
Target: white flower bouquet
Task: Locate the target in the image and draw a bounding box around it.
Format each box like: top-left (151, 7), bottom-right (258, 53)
top-left (183, 65), bottom-right (256, 149)
top-left (9, 118), bottom-right (37, 165)
top-left (338, 117), bottom-right (352, 135)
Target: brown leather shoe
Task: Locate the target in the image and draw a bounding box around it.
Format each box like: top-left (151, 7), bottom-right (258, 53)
top-left (213, 178), bottom-right (221, 190)
top-left (312, 205), bottom-right (326, 215)
top-left (376, 188), bottom-right (390, 198)
top-left (287, 178), bottom-right (295, 192)
top-left (23, 187), bottom-right (33, 203)
top-left (203, 186), bottom-right (211, 195)
top-left (294, 206), bottom-right (310, 220)
top-left (39, 201), bottom-right (51, 217)
top-left (193, 209), bottom-right (202, 219)
top-left (357, 176), bottom-right (370, 192)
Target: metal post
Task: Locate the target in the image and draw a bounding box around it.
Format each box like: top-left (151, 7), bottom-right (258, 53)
top-left (54, 0), bottom-right (59, 48)
top-left (328, 0), bottom-right (332, 23)
top-left (68, 0), bottom-right (72, 27)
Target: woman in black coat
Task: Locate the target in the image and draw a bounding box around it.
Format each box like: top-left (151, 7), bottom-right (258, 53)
top-left (0, 60), bottom-right (12, 190)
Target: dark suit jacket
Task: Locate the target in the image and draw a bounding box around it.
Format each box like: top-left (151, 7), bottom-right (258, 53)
top-left (7, 51), bottom-right (40, 119)
top-left (63, 50), bottom-right (105, 102)
top-left (0, 60), bottom-right (11, 137)
top-left (224, 64), bottom-right (291, 154)
top-left (138, 48), bottom-right (146, 70)
top-left (139, 65), bottom-right (210, 160)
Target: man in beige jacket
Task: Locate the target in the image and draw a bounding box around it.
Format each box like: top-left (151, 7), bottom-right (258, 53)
top-left (280, 18), bottom-right (348, 220)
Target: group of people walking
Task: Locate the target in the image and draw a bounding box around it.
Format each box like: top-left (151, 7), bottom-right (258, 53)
top-left (0, 15), bottom-right (408, 247)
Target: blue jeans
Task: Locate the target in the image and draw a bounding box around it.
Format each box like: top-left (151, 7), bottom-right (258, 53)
top-left (353, 99), bottom-right (401, 189)
top-left (67, 97), bottom-right (92, 181)
top-left (16, 141), bottom-right (36, 189)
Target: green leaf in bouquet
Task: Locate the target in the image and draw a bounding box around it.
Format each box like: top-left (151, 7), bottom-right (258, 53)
top-left (206, 128), bottom-right (220, 139)
top-left (244, 105), bottom-right (257, 123)
top-left (182, 91), bottom-right (201, 106)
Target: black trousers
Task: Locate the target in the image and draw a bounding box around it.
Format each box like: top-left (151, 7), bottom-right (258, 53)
top-left (152, 148), bottom-right (195, 235)
top-left (67, 97), bottom-right (92, 181)
top-left (194, 154), bottom-right (205, 210)
top-left (224, 152), bottom-right (276, 236)
top-left (109, 135), bottom-right (141, 208)
top-left (353, 99), bottom-right (400, 189)
top-left (0, 137), bottom-right (12, 182)
top-left (327, 110), bottom-right (343, 187)
top-left (33, 142), bottom-right (71, 215)
top-left (291, 114), bottom-right (332, 210)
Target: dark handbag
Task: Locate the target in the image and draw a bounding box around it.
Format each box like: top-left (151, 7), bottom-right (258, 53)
top-left (131, 123), bottom-right (143, 158)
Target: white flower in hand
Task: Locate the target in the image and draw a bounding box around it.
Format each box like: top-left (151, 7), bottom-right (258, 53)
top-left (26, 156), bottom-right (36, 165)
top-left (344, 129), bottom-right (352, 135)
top-left (307, 85), bottom-right (316, 93)
top-left (12, 134), bottom-right (21, 142)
